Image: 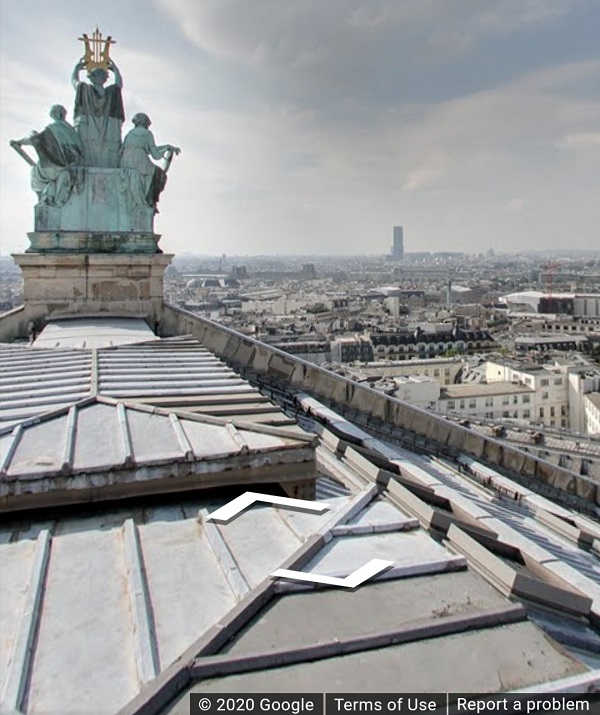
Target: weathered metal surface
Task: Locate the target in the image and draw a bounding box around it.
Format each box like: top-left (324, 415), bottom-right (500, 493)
top-left (0, 397), bottom-right (316, 513)
top-left (0, 338), bottom-right (292, 428)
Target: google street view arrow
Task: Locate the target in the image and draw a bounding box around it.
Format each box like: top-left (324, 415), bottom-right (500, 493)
top-left (271, 558), bottom-right (394, 588)
top-left (206, 491), bottom-right (330, 524)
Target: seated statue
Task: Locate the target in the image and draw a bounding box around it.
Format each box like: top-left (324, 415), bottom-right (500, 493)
top-left (72, 58), bottom-right (124, 167)
top-left (11, 105), bottom-right (84, 206)
top-left (120, 113), bottom-right (180, 212)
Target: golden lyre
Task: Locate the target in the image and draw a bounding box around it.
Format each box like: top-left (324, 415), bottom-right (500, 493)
top-left (78, 27), bottom-right (116, 71)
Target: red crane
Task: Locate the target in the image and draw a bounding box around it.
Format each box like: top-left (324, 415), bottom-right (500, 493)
top-left (544, 261), bottom-right (560, 298)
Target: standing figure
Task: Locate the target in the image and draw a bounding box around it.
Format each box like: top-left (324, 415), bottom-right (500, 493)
top-left (72, 58), bottom-right (124, 167)
top-left (11, 105), bottom-right (84, 206)
top-left (120, 113), bottom-right (180, 212)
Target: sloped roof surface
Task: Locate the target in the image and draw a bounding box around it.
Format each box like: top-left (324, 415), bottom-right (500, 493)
top-left (0, 338), bottom-right (293, 429)
top-left (32, 316), bottom-right (158, 348)
top-left (1, 479), bottom-right (593, 715)
top-left (0, 397), bottom-right (315, 512)
top-left (2, 317), bottom-right (600, 715)
top-left (1, 398), bottom-right (311, 478)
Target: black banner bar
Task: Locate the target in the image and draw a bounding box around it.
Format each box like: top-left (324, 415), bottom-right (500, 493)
top-left (190, 694), bottom-right (600, 715)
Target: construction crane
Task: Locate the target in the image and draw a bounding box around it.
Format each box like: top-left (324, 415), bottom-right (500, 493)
top-left (543, 261), bottom-right (560, 298)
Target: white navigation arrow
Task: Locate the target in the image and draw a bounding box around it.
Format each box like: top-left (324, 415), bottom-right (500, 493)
top-left (206, 491), bottom-right (330, 524)
top-left (271, 558), bottom-right (394, 589)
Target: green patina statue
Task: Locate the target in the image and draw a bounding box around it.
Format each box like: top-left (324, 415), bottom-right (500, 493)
top-left (71, 58), bottom-right (124, 168)
top-left (9, 27), bottom-right (180, 241)
top-left (120, 113), bottom-right (180, 213)
top-left (11, 105), bottom-right (85, 206)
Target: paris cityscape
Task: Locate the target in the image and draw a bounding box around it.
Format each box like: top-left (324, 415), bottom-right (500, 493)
top-left (3, 239), bottom-right (600, 441)
top-left (1, 1), bottom-right (600, 712)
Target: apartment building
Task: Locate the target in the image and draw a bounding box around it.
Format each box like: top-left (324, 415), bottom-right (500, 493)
top-left (376, 375), bottom-right (441, 410)
top-left (371, 326), bottom-right (496, 361)
top-left (584, 393), bottom-right (600, 436)
top-left (438, 382), bottom-right (535, 422)
top-left (344, 356), bottom-right (463, 386)
top-left (485, 359), bottom-right (569, 429)
top-left (330, 335), bottom-right (375, 363)
top-left (540, 317), bottom-right (600, 335)
top-left (566, 368), bottom-right (600, 433)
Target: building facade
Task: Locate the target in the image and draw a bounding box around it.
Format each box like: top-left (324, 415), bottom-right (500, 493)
top-left (584, 392), bottom-right (600, 436)
top-left (390, 225), bottom-right (404, 260)
top-left (485, 359), bottom-right (569, 429)
top-left (438, 382), bottom-right (535, 422)
top-left (371, 327), bottom-right (496, 361)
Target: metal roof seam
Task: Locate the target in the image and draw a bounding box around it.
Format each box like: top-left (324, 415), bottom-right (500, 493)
top-left (187, 604), bottom-right (528, 681)
top-left (118, 403), bottom-right (135, 468)
top-left (123, 519), bottom-right (161, 685)
top-left (61, 405), bottom-right (77, 473)
top-left (0, 396), bottom-right (97, 437)
top-left (198, 508), bottom-right (251, 602)
top-left (225, 423), bottom-right (250, 455)
top-left (116, 533), bottom-right (327, 715)
top-left (0, 529), bottom-right (51, 713)
top-left (168, 414), bottom-right (194, 461)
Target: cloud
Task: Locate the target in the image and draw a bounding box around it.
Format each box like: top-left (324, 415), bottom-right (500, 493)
top-left (1, 1), bottom-right (599, 256)
top-left (560, 131), bottom-right (600, 149)
top-left (477, 0), bottom-right (580, 33)
top-left (156, 0), bottom-right (599, 109)
top-left (506, 197), bottom-right (526, 213)
top-left (403, 156), bottom-right (448, 191)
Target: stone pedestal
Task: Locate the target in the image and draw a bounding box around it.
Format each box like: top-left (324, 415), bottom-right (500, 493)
top-left (12, 252), bottom-right (172, 322)
top-left (27, 231), bottom-right (161, 254)
top-left (34, 168), bottom-right (155, 233)
top-left (6, 164), bottom-right (176, 337)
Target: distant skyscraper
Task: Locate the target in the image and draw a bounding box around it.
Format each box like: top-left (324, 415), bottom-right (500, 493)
top-left (390, 226), bottom-right (404, 260)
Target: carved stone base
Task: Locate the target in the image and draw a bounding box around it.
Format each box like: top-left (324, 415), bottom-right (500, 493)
top-left (12, 252), bottom-right (173, 319)
top-left (27, 231), bottom-right (162, 254)
top-left (34, 168), bottom-right (155, 233)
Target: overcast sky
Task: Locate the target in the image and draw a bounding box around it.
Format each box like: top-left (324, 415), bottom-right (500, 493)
top-left (1, 0), bottom-right (598, 256)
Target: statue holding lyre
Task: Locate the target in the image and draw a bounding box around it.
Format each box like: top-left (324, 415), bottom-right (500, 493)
top-left (72, 27), bottom-right (124, 167)
top-left (79, 28), bottom-right (116, 72)
top-left (8, 27), bottom-right (180, 238)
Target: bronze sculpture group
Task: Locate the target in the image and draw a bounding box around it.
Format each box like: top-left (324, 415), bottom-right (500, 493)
top-left (11, 28), bottom-right (180, 213)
